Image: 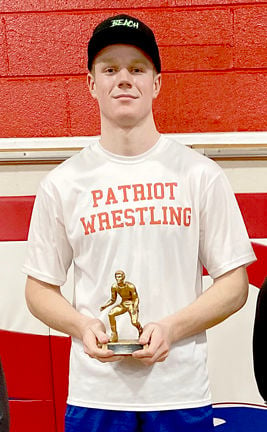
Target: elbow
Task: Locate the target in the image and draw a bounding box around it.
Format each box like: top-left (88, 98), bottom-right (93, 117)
top-left (232, 269), bottom-right (249, 313)
top-left (216, 266), bottom-right (249, 316)
top-left (235, 283), bottom-right (248, 312)
top-left (25, 278), bottom-right (37, 316)
top-left (25, 279), bottom-right (32, 309)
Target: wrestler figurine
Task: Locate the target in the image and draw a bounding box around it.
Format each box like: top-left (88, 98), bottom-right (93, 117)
top-left (100, 271), bottom-right (143, 343)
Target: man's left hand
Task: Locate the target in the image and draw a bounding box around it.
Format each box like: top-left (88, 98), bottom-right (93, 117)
top-left (132, 321), bottom-right (172, 365)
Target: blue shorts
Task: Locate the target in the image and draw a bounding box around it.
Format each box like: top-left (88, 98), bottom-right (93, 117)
top-left (65, 404), bottom-right (215, 432)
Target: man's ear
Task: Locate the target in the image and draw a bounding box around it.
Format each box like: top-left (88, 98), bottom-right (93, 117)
top-left (87, 73), bottom-right (97, 99)
top-left (153, 73), bottom-right (162, 100)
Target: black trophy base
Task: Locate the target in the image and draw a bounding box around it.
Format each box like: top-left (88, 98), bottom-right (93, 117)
top-left (100, 339), bottom-right (146, 356)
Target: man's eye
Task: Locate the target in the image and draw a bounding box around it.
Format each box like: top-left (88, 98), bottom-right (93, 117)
top-left (105, 67), bottom-right (115, 73)
top-left (132, 67), bottom-right (143, 73)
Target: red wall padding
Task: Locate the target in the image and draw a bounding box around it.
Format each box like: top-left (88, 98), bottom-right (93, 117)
top-left (0, 330), bottom-right (70, 432)
top-left (248, 242), bottom-right (267, 289)
top-left (9, 401), bottom-right (56, 432)
top-left (235, 194), bottom-right (267, 239)
top-left (0, 196), bottom-right (35, 241)
top-left (50, 336), bottom-right (71, 432)
top-left (0, 193), bottom-right (266, 241)
top-left (0, 330), bottom-right (53, 400)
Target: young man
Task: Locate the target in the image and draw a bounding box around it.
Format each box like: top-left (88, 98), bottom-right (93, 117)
top-left (24, 14), bottom-right (256, 432)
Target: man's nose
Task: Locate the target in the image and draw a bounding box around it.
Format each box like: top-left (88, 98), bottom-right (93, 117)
top-left (117, 68), bottom-right (133, 88)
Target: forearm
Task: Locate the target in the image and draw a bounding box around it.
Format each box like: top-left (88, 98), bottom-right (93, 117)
top-left (160, 266), bottom-right (249, 344)
top-left (134, 266), bottom-right (249, 365)
top-left (25, 276), bottom-right (93, 339)
top-left (26, 276), bottom-right (122, 363)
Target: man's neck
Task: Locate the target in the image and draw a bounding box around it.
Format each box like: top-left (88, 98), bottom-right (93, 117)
top-left (99, 116), bottom-right (160, 157)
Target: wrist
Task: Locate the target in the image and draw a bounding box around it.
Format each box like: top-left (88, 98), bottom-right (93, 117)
top-left (77, 315), bottom-right (97, 340)
top-left (159, 315), bottom-right (177, 345)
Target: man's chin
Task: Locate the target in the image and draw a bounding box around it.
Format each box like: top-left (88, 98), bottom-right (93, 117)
top-left (114, 112), bottom-right (145, 128)
top-left (103, 110), bottom-right (147, 128)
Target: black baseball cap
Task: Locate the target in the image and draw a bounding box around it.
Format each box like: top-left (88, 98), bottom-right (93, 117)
top-left (87, 14), bottom-right (161, 73)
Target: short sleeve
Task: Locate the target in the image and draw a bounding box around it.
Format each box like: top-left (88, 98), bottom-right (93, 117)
top-left (199, 170), bottom-right (256, 279)
top-left (22, 180), bottom-right (73, 286)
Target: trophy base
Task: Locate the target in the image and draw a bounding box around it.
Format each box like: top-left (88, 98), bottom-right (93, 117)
top-left (100, 339), bottom-right (147, 356)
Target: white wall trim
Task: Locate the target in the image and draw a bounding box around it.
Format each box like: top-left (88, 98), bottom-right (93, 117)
top-left (0, 132), bottom-right (266, 162)
top-left (0, 132), bottom-right (267, 149)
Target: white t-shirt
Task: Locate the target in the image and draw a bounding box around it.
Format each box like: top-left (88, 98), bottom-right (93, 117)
top-left (23, 135), bottom-right (256, 411)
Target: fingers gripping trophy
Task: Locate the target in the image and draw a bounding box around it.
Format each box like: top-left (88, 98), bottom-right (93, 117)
top-left (100, 271), bottom-right (145, 355)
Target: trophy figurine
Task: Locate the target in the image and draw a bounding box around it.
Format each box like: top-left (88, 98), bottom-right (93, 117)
top-left (99, 270), bottom-right (146, 355)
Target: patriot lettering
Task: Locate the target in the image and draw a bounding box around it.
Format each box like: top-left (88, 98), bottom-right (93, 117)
top-left (91, 182), bottom-right (178, 208)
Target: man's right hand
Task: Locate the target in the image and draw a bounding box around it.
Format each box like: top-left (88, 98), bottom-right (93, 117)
top-left (25, 276), bottom-right (123, 363)
top-left (82, 318), bottom-right (123, 363)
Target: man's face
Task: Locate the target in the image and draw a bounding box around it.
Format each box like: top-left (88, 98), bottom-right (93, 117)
top-left (87, 44), bottom-right (161, 128)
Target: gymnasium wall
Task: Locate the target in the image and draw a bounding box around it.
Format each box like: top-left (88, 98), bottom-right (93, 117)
top-left (0, 2), bottom-right (267, 432)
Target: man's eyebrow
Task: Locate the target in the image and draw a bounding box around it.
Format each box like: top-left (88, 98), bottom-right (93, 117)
top-left (98, 56), bottom-right (117, 64)
top-left (131, 59), bottom-right (149, 66)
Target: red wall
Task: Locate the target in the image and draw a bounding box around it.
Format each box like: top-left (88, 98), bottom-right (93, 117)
top-left (0, 1), bottom-right (266, 138)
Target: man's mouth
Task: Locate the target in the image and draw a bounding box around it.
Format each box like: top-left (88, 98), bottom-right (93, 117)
top-left (113, 94), bottom-right (138, 99)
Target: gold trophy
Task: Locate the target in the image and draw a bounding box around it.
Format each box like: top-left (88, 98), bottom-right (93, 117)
top-left (99, 270), bottom-right (146, 355)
